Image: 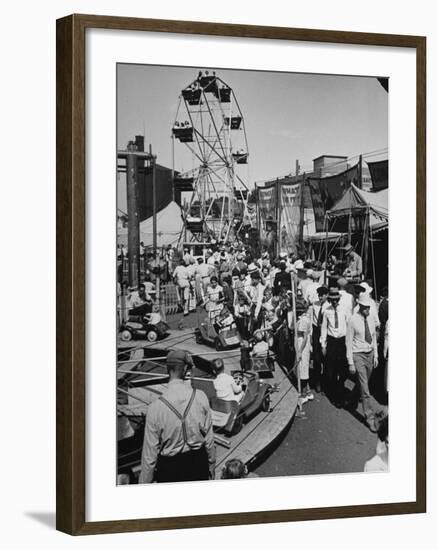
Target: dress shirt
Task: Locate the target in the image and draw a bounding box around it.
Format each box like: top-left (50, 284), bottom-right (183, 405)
top-left (346, 311), bottom-right (378, 365)
top-left (310, 300), bottom-right (329, 327)
top-left (320, 304), bottom-right (349, 348)
top-left (139, 380), bottom-right (215, 483)
top-left (353, 296), bottom-right (380, 328)
top-left (339, 289), bottom-right (354, 317)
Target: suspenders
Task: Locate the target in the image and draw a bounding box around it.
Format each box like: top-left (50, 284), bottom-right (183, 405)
top-left (159, 389), bottom-right (197, 450)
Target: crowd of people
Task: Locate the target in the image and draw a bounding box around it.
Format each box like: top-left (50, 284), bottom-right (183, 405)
top-left (120, 240), bottom-right (390, 484)
top-left (169, 241), bottom-right (389, 432)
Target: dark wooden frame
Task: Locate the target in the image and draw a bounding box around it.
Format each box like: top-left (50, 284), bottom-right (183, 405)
top-left (56, 13), bottom-right (426, 535)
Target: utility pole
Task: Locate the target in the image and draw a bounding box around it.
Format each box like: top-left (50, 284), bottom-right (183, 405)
top-left (150, 144), bottom-right (157, 256)
top-left (294, 160), bottom-right (305, 254)
top-left (126, 141), bottom-right (140, 288)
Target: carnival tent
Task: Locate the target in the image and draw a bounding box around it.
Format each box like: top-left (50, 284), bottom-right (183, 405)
top-left (327, 183), bottom-right (388, 229)
top-left (117, 201), bottom-right (184, 247)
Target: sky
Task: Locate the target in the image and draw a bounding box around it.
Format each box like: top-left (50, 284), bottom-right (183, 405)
top-left (117, 64), bottom-right (388, 210)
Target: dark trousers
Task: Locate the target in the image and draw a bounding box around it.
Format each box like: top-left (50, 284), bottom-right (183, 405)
top-left (155, 446), bottom-right (209, 483)
top-left (311, 326), bottom-right (323, 388)
top-left (325, 335), bottom-right (347, 403)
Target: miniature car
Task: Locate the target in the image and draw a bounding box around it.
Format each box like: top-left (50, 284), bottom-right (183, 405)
top-left (195, 318), bottom-right (242, 351)
top-left (192, 370), bottom-right (272, 435)
top-left (119, 303), bottom-right (169, 342)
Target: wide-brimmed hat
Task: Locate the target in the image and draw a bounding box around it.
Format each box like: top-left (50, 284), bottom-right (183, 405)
top-left (328, 287), bottom-right (341, 300)
top-left (358, 281), bottom-right (373, 294)
top-left (316, 285), bottom-right (329, 296)
top-left (357, 295), bottom-right (372, 308)
top-left (342, 243), bottom-right (354, 254)
top-left (247, 263), bottom-right (258, 274)
top-left (294, 259), bottom-right (305, 271)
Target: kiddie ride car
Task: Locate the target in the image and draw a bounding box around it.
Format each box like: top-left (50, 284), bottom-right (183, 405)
top-left (195, 310), bottom-right (242, 351)
top-left (192, 370), bottom-right (272, 435)
top-left (119, 302), bottom-right (170, 343)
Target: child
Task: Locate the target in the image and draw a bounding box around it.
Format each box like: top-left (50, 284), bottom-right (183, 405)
top-left (252, 330), bottom-right (269, 357)
top-left (221, 458), bottom-right (248, 479)
top-left (214, 305), bottom-right (235, 333)
top-left (212, 358), bottom-right (243, 403)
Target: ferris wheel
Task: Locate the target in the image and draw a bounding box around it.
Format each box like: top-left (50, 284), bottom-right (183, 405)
top-left (172, 70), bottom-right (250, 245)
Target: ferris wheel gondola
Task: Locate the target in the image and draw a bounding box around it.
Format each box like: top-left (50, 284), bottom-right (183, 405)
top-left (172, 70), bottom-right (251, 246)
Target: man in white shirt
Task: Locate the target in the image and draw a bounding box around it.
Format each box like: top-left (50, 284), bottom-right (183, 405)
top-left (173, 260), bottom-right (190, 315)
top-left (346, 295), bottom-right (378, 432)
top-left (196, 257), bottom-right (212, 296)
top-left (354, 281), bottom-right (380, 329)
top-left (212, 358), bottom-right (243, 403)
top-left (321, 287), bottom-right (350, 406)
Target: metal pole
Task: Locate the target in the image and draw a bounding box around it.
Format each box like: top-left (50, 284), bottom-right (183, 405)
top-left (359, 154), bottom-right (363, 189)
top-left (291, 275), bottom-right (302, 412)
top-left (171, 133), bottom-right (175, 203)
top-left (275, 178), bottom-right (280, 257)
top-left (298, 173), bottom-right (306, 254)
top-left (150, 144), bottom-right (157, 256)
top-left (126, 141), bottom-right (140, 288)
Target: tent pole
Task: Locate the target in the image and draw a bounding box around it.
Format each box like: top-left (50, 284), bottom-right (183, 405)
top-left (324, 215), bottom-right (328, 285)
top-left (363, 207), bottom-right (370, 280)
top-left (370, 223), bottom-right (378, 301)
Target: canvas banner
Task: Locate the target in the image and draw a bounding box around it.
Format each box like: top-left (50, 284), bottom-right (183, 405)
top-left (257, 185), bottom-right (277, 253)
top-left (279, 183), bottom-right (301, 253)
top-left (307, 163), bottom-right (359, 232)
top-left (367, 160), bottom-right (388, 191)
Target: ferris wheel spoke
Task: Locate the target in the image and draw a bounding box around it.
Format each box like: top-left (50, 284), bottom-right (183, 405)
top-left (201, 92), bottom-right (228, 161)
top-left (183, 141), bottom-right (206, 166)
top-left (192, 128), bottom-right (228, 166)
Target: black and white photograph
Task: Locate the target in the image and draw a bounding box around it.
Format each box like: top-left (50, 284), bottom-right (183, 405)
top-left (116, 64), bottom-right (389, 485)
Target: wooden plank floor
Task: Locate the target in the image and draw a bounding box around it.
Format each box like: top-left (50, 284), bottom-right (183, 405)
top-left (118, 329), bottom-right (298, 474)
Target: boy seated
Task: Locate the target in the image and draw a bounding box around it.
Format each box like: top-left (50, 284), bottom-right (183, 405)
top-left (214, 305), bottom-right (235, 332)
top-left (144, 303), bottom-right (162, 325)
top-left (251, 330), bottom-right (269, 357)
top-left (212, 358), bottom-right (244, 403)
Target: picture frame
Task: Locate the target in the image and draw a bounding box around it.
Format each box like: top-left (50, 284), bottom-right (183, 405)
top-left (56, 13), bottom-right (426, 535)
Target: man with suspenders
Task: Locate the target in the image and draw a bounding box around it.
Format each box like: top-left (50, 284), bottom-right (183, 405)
top-left (139, 350), bottom-right (216, 483)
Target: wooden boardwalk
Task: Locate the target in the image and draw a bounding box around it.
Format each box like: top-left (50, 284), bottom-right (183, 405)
top-left (118, 329), bottom-right (299, 476)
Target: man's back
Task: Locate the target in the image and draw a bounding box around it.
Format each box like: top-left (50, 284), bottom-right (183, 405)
top-left (140, 379), bottom-right (215, 483)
